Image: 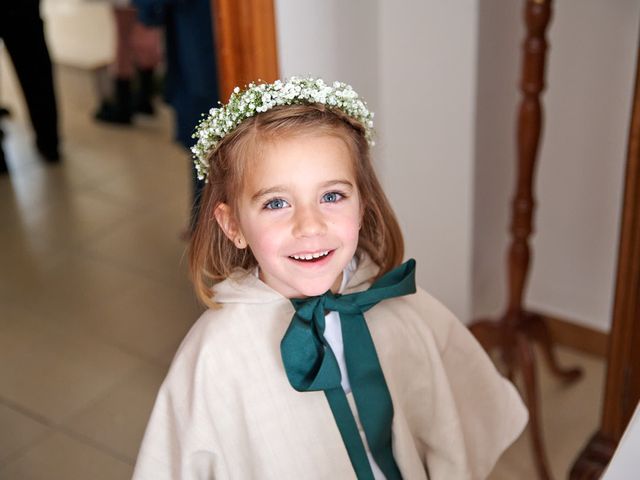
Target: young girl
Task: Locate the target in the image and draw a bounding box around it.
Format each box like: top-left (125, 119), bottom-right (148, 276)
top-left (133, 77), bottom-right (527, 480)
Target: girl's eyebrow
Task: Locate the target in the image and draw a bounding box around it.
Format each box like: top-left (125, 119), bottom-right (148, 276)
top-left (251, 186), bottom-right (287, 204)
top-left (250, 179), bottom-right (354, 204)
top-left (320, 179), bottom-right (354, 190)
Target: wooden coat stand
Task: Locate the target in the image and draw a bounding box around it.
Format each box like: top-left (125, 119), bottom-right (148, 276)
top-left (468, 1), bottom-right (582, 479)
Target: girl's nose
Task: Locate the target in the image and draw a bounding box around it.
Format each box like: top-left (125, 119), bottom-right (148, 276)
top-left (292, 204), bottom-right (327, 238)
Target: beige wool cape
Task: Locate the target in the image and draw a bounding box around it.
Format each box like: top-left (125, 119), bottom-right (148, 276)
top-left (133, 257), bottom-right (528, 479)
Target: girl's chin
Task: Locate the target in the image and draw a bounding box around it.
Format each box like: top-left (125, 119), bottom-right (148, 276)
top-left (259, 273), bottom-right (336, 298)
top-left (290, 287), bottom-right (331, 299)
top-left (288, 280), bottom-right (340, 298)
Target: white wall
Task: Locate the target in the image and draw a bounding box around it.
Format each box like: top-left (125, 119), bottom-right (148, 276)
top-left (377, 2), bottom-right (477, 321)
top-left (473, 0), bottom-right (639, 332)
top-left (274, 0), bottom-right (379, 110)
top-left (472, 0), bottom-right (521, 322)
top-left (530, 0), bottom-right (638, 332)
top-left (276, 0), bottom-right (478, 321)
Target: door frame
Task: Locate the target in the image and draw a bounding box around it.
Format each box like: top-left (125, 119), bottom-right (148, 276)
top-left (211, 0), bottom-right (280, 100)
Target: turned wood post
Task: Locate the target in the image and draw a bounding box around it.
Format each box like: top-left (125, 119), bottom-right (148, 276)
top-left (507, 0), bottom-right (552, 325)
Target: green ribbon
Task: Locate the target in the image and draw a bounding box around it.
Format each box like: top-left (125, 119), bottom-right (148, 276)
top-left (281, 259), bottom-right (416, 479)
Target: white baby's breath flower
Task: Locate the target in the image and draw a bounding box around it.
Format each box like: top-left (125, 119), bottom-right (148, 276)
top-left (191, 76), bottom-right (375, 181)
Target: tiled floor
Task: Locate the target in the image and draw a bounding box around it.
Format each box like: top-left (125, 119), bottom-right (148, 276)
top-left (0, 12), bottom-right (606, 480)
top-left (1, 43), bottom-right (202, 478)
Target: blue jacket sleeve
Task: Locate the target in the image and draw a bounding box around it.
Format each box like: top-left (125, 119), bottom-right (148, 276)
top-left (131, 0), bottom-right (168, 27)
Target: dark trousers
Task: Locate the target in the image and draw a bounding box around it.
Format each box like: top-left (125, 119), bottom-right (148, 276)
top-left (190, 163), bottom-right (205, 231)
top-left (1, 0), bottom-right (59, 157)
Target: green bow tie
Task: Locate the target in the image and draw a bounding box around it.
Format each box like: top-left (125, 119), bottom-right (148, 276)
top-left (281, 259), bottom-right (416, 480)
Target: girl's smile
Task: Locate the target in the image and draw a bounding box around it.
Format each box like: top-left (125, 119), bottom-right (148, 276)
top-left (215, 133), bottom-right (362, 298)
top-left (289, 250), bottom-right (332, 261)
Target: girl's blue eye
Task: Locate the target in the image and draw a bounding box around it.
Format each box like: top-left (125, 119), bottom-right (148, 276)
top-left (264, 198), bottom-right (289, 210)
top-left (321, 192), bottom-right (343, 203)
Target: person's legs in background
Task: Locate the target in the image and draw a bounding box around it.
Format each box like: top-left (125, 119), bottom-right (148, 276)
top-left (95, 6), bottom-right (136, 124)
top-left (1, 0), bottom-right (60, 163)
top-left (0, 107), bottom-right (8, 173)
top-left (131, 19), bottom-right (161, 115)
top-left (171, 93), bottom-right (207, 237)
top-left (190, 154), bottom-right (205, 232)
top-left (95, 5), bottom-right (161, 125)
top-left (131, 0), bottom-right (218, 235)
top-left (0, 126), bottom-right (7, 174)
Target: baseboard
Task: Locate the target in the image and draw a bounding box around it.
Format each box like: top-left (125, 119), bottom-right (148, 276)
top-left (535, 312), bottom-right (609, 358)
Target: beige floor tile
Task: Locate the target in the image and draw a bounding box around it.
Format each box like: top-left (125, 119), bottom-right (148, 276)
top-left (12, 189), bottom-right (134, 250)
top-left (0, 403), bottom-right (50, 466)
top-left (0, 228), bottom-right (67, 304)
top-left (488, 430), bottom-right (535, 479)
top-left (0, 174), bottom-right (27, 230)
top-left (0, 431), bottom-right (133, 480)
top-left (63, 363), bottom-right (167, 462)
top-left (92, 151), bottom-right (192, 210)
top-left (0, 136), bottom-right (139, 252)
top-left (543, 349), bottom-right (604, 477)
top-left (54, 63), bottom-right (105, 119)
top-left (489, 347), bottom-right (605, 479)
top-left (0, 52), bottom-right (30, 127)
top-left (83, 202), bottom-right (194, 288)
top-left (5, 245), bottom-right (200, 363)
top-left (0, 124), bottom-right (42, 180)
top-left (0, 310), bottom-right (145, 423)
top-left (0, 302), bottom-right (47, 346)
top-left (67, 276), bottom-right (202, 364)
top-left (64, 112), bottom-right (175, 166)
top-left (23, 253), bottom-right (158, 321)
top-left (156, 342), bottom-right (185, 366)
top-left (0, 163), bottom-right (95, 220)
top-left (25, 247), bottom-right (204, 359)
top-left (0, 111), bottom-right (128, 196)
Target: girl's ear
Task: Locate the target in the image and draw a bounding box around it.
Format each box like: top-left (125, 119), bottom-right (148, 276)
top-left (214, 203), bottom-right (247, 249)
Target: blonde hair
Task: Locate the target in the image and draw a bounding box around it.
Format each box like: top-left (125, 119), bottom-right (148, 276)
top-left (189, 104), bottom-right (404, 308)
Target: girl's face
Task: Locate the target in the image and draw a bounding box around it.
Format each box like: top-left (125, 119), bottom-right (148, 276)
top-left (217, 134), bottom-right (362, 298)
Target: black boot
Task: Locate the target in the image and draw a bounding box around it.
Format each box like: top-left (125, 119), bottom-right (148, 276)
top-left (0, 127), bottom-right (8, 174)
top-left (36, 136), bottom-right (60, 163)
top-left (190, 161), bottom-right (206, 233)
top-left (94, 78), bottom-right (132, 124)
top-left (133, 68), bottom-right (155, 115)
top-left (0, 150), bottom-right (6, 175)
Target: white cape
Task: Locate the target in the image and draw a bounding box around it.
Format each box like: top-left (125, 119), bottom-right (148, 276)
top-left (133, 257), bottom-right (527, 479)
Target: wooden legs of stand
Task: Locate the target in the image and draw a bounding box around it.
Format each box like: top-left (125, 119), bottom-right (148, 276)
top-left (522, 312), bottom-right (583, 382)
top-left (471, 2), bottom-right (585, 477)
top-left (517, 330), bottom-right (552, 480)
top-left (469, 313), bottom-right (582, 480)
top-left (570, 432), bottom-right (616, 480)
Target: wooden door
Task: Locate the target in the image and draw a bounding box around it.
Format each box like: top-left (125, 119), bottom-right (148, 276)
top-left (210, 0), bottom-right (280, 100)
top-left (570, 33), bottom-right (640, 479)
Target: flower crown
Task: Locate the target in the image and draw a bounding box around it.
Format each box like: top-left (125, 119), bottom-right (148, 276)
top-left (191, 76), bottom-right (375, 181)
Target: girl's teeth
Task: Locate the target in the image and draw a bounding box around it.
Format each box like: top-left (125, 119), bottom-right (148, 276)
top-left (292, 251), bottom-right (329, 260)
